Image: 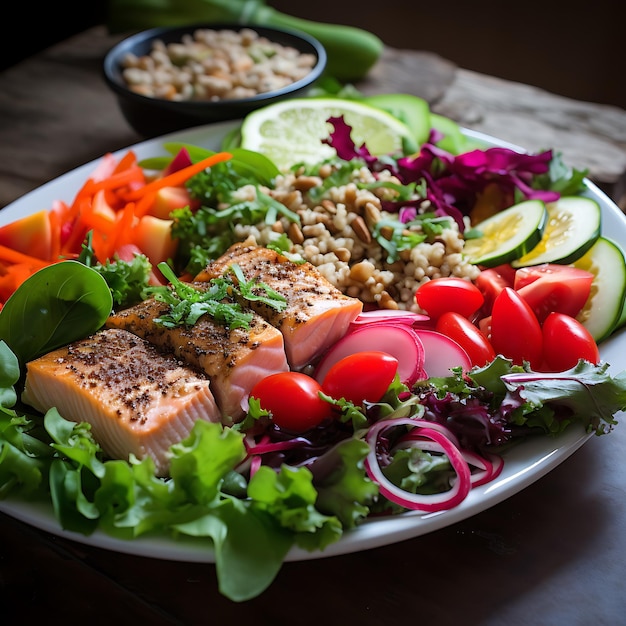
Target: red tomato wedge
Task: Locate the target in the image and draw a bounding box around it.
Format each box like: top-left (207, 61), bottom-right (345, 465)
top-left (490, 287), bottom-right (543, 368)
top-left (435, 311), bottom-right (496, 367)
top-left (473, 264), bottom-right (516, 313)
top-left (415, 276), bottom-right (484, 321)
top-left (513, 264), bottom-right (594, 323)
top-left (542, 312), bottom-right (600, 371)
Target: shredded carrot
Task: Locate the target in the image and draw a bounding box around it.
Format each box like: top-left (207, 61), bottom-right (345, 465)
top-left (88, 166), bottom-right (146, 195)
top-left (123, 152), bottom-right (232, 202)
top-left (0, 263), bottom-right (36, 303)
top-left (0, 244), bottom-right (50, 269)
top-left (113, 149), bottom-right (138, 174)
top-left (48, 208), bottom-right (62, 262)
top-left (91, 228), bottom-right (110, 264)
top-left (60, 200), bottom-right (91, 257)
top-left (133, 190), bottom-right (157, 218)
top-left (109, 202), bottom-right (137, 254)
top-left (0, 148), bottom-right (226, 303)
top-left (81, 213), bottom-right (116, 235)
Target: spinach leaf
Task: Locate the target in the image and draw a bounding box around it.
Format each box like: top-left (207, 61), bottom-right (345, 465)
top-left (0, 261), bottom-right (113, 365)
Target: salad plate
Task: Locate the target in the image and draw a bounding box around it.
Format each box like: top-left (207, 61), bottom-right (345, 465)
top-left (0, 121), bottom-right (624, 564)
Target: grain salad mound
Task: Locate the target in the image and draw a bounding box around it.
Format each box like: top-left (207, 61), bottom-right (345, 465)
top-left (227, 161), bottom-right (480, 311)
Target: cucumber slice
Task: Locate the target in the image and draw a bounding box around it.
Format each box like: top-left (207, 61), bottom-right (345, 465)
top-left (512, 196), bottom-right (601, 267)
top-left (573, 236), bottom-right (626, 342)
top-left (462, 199), bottom-right (548, 267)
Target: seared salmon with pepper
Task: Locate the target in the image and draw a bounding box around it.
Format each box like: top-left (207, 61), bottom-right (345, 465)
top-left (21, 328), bottom-right (221, 477)
top-left (105, 294), bottom-right (289, 423)
top-left (194, 242), bottom-right (363, 370)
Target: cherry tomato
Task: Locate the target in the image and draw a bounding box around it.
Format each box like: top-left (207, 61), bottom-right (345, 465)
top-left (513, 264), bottom-right (594, 323)
top-left (321, 351), bottom-right (398, 405)
top-left (250, 372), bottom-right (332, 433)
top-left (473, 264), bottom-right (516, 315)
top-left (435, 311), bottom-right (496, 367)
top-left (414, 277), bottom-right (484, 321)
top-left (542, 312), bottom-right (600, 371)
top-left (490, 287), bottom-right (543, 368)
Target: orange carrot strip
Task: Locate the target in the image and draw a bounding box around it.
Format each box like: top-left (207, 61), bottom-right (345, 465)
top-left (0, 264), bottom-right (35, 303)
top-left (88, 166), bottom-right (145, 195)
top-left (79, 209), bottom-right (115, 234)
top-left (132, 190), bottom-right (157, 218)
top-left (60, 218), bottom-right (89, 256)
top-left (124, 152), bottom-right (233, 202)
top-left (0, 245), bottom-right (50, 269)
top-left (113, 149), bottom-right (137, 174)
top-left (109, 202), bottom-right (137, 252)
top-left (48, 208), bottom-right (62, 262)
top-left (91, 229), bottom-right (110, 263)
top-left (65, 178), bottom-right (98, 224)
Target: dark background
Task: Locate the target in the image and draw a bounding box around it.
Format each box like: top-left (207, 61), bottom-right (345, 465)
top-left (3, 1), bottom-right (625, 110)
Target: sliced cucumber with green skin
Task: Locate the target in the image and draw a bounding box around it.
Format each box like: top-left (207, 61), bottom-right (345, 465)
top-left (512, 196), bottom-right (602, 267)
top-left (463, 199), bottom-right (548, 267)
top-left (573, 236), bottom-right (626, 342)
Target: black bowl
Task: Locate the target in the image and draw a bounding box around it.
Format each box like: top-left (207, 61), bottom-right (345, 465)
top-left (103, 23), bottom-right (327, 138)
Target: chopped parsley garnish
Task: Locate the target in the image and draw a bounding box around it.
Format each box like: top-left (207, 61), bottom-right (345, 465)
top-left (151, 262), bottom-right (287, 329)
top-left (374, 214), bottom-right (453, 263)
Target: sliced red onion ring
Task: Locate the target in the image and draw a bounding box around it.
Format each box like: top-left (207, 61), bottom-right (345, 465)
top-left (364, 417), bottom-right (472, 512)
top-left (396, 418), bottom-right (462, 449)
top-left (394, 436), bottom-right (499, 487)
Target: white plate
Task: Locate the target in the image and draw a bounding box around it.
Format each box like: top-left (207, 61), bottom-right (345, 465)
top-left (1, 122), bottom-right (624, 563)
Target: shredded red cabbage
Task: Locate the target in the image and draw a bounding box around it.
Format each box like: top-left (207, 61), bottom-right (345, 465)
top-left (323, 117), bottom-right (561, 233)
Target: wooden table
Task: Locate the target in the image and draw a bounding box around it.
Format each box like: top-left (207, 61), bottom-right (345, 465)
top-left (1, 26), bottom-right (626, 624)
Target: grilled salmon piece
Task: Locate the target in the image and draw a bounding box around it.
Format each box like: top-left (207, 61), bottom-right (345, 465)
top-left (106, 294), bottom-right (289, 423)
top-left (21, 328), bottom-right (221, 477)
top-left (195, 242), bottom-right (363, 370)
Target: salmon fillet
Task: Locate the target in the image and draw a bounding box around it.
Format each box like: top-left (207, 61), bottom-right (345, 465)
top-left (105, 293), bottom-right (289, 423)
top-left (21, 328), bottom-right (221, 477)
top-left (194, 242), bottom-right (363, 370)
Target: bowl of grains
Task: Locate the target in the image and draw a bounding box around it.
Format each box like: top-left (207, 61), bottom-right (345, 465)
top-left (103, 23), bottom-right (327, 138)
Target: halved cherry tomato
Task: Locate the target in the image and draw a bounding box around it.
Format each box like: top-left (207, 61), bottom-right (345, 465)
top-left (513, 264), bottom-right (594, 323)
top-left (542, 311), bottom-right (600, 371)
top-left (250, 372), bottom-right (332, 433)
top-left (414, 277), bottom-right (484, 321)
top-left (435, 311), bottom-right (496, 367)
top-left (321, 350), bottom-right (398, 405)
top-left (490, 287), bottom-right (543, 368)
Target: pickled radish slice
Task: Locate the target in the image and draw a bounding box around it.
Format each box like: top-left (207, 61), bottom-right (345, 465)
top-left (349, 309), bottom-right (431, 327)
top-left (314, 323), bottom-right (426, 385)
top-left (414, 329), bottom-right (472, 377)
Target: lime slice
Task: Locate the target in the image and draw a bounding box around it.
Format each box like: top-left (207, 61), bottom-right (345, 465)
top-left (512, 196), bottom-right (601, 267)
top-left (239, 97), bottom-right (415, 170)
top-left (463, 199), bottom-right (548, 267)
